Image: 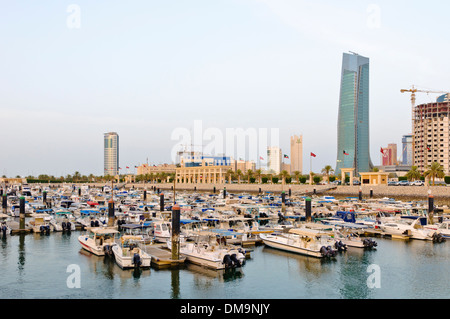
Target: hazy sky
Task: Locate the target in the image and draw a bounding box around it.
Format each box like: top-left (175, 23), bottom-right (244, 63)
top-left (1, 0), bottom-right (449, 177)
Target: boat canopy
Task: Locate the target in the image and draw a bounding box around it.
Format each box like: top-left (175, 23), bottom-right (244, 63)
top-left (288, 228), bottom-right (332, 237)
top-left (87, 227), bottom-right (119, 234)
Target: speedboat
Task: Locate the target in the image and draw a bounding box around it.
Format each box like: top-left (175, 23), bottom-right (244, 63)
top-left (112, 235), bottom-right (151, 269)
top-left (78, 227), bottom-right (119, 256)
top-left (28, 212), bottom-right (54, 234)
top-left (260, 227), bottom-right (338, 258)
top-left (167, 231), bottom-right (246, 270)
top-left (379, 216), bottom-right (445, 242)
top-left (50, 211), bottom-right (76, 232)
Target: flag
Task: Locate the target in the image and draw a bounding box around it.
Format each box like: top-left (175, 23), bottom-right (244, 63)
top-left (380, 147), bottom-right (387, 158)
top-left (343, 150), bottom-right (349, 155)
top-left (284, 154), bottom-right (289, 159)
top-left (310, 152), bottom-right (316, 157)
top-left (427, 146), bottom-right (431, 151)
top-left (126, 166), bottom-right (129, 169)
top-left (119, 167), bottom-right (122, 170)
top-left (134, 166), bottom-right (138, 168)
top-left (259, 156), bottom-right (264, 160)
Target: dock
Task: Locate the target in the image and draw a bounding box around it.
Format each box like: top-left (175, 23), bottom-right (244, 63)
top-left (143, 244), bottom-right (186, 268)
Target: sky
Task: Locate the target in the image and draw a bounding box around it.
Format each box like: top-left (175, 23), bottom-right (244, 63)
top-left (1, 0), bottom-right (450, 177)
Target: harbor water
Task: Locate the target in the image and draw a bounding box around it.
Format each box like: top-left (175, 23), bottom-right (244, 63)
top-left (1, 229), bottom-right (448, 299)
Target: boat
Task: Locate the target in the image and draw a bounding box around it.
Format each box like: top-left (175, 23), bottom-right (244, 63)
top-left (425, 220), bottom-right (450, 238)
top-left (379, 216), bottom-right (445, 242)
top-left (50, 211), bottom-right (77, 232)
top-left (28, 212), bottom-right (54, 234)
top-left (260, 227), bottom-right (338, 258)
top-left (0, 213), bottom-right (12, 236)
top-left (78, 227), bottom-right (119, 256)
top-left (119, 223), bottom-right (153, 244)
top-left (112, 235), bottom-right (151, 269)
top-left (167, 231), bottom-right (246, 270)
top-left (151, 220), bottom-right (172, 243)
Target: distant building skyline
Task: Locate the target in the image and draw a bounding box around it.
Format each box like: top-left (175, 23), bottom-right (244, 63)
top-left (402, 134), bottom-right (413, 166)
top-left (335, 52), bottom-right (373, 175)
top-left (104, 132), bottom-right (119, 176)
top-left (267, 146), bottom-right (282, 174)
top-left (290, 135), bottom-right (303, 174)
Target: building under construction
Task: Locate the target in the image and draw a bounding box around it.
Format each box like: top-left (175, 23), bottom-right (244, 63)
top-left (413, 94), bottom-right (450, 174)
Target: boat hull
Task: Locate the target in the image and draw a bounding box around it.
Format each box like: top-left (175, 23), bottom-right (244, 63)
top-left (260, 234), bottom-right (325, 258)
top-left (112, 245), bottom-right (151, 269)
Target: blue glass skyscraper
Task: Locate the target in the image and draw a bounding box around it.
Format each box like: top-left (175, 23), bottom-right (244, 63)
top-left (335, 52), bottom-right (373, 175)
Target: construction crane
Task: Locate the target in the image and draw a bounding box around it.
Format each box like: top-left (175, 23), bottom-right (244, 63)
top-left (400, 85), bottom-right (449, 109)
top-left (400, 85), bottom-right (450, 168)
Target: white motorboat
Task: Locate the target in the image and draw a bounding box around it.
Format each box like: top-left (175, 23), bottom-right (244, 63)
top-left (28, 212), bottom-right (54, 234)
top-left (50, 211), bottom-right (77, 232)
top-left (167, 231), bottom-right (246, 270)
top-left (151, 220), bottom-right (172, 243)
top-left (424, 220), bottom-right (450, 239)
top-left (112, 235), bottom-right (151, 269)
top-left (379, 216), bottom-right (445, 242)
top-left (78, 227), bottom-right (119, 256)
top-left (260, 227), bottom-right (338, 258)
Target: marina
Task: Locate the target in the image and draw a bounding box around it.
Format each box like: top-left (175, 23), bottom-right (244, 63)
top-left (0, 183), bottom-right (449, 299)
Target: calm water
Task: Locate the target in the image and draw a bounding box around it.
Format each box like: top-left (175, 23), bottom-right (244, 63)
top-left (0, 229), bottom-right (449, 300)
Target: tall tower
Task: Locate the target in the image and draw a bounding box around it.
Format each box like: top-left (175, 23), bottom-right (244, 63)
top-left (290, 135), bottom-right (303, 174)
top-left (335, 52), bottom-right (373, 175)
top-left (104, 132), bottom-right (119, 176)
top-left (267, 146), bottom-right (282, 174)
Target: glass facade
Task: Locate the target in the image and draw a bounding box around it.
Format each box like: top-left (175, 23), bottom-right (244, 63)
top-left (336, 53), bottom-right (373, 175)
top-left (104, 132), bottom-right (119, 176)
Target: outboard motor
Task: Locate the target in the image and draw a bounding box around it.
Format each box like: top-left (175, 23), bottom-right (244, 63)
top-left (278, 212), bottom-right (285, 222)
top-left (320, 246), bottom-right (337, 258)
top-left (1, 224), bottom-right (8, 237)
top-left (363, 238), bottom-right (378, 248)
top-left (432, 232), bottom-right (446, 243)
top-left (104, 245), bottom-right (113, 256)
top-left (62, 222), bottom-right (67, 231)
top-left (90, 220), bottom-right (95, 227)
top-left (334, 240), bottom-right (347, 252)
top-left (66, 222), bottom-right (72, 232)
top-left (230, 253), bottom-right (241, 268)
top-left (222, 254), bottom-right (234, 269)
top-left (94, 220), bottom-right (100, 227)
top-left (132, 253), bottom-right (142, 267)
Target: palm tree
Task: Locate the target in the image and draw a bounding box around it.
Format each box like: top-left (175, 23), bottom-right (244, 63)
top-left (226, 169), bottom-right (233, 184)
top-left (424, 162), bottom-right (445, 186)
top-left (279, 170), bottom-right (290, 185)
top-left (405, 166), bottom-right (421, 182)
top-left (236, 169), bottom-right (243, 184)
top-left (292, 171), bottom-right (301, 184)
top-left (321, 165), bottom-right (334, 183)
top-left (246, 169), bottom-right (253, 183)
top-left (254, 169), bottom-right (262, 184)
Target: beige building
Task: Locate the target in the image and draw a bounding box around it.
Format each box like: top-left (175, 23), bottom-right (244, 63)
top-left (136, 163), bottom-right (177, 175)
top-left (290, 135), bottom-right (303, 174)
top-left (230, 159), bottom-right (255, 172)
top-left (175, 165), bottom-right (232, 184)
top-left (413, 100), bottom-right (450, 174)
top-left (281, 163), bottom-right (291, 173)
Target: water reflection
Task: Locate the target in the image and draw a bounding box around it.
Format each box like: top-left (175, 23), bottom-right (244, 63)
top-left (261, 246), bottom-right (333, 277)
top-left (337, 247), bottom-right (377, 299)
top-left (17, 234), bottom-right (25, 272)
top-left (186, 263), bottom-right (245, 289)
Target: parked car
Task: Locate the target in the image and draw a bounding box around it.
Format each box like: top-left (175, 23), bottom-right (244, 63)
top-left (397, 180), bottom-right (410, 186)
top-left (388, 181), bottom-right (397, 186)
top-left (411, 180), bottom-right (424, 186)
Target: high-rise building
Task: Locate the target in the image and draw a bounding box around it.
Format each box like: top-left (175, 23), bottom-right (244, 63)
top-left (267, 146), bottom-right (282, 174)
top-left (402, 134), bottom-right (413, 165)
top-left (290, 135), bottom-right (303, 174)
top-left (413, 98), bottom-right (450, 174)
top-left (335, 52), bottom-right (373, 175)
top-left (381, 143), bottom-right (398, 166)
top-left (104, 132), bottom-right (119, 176)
